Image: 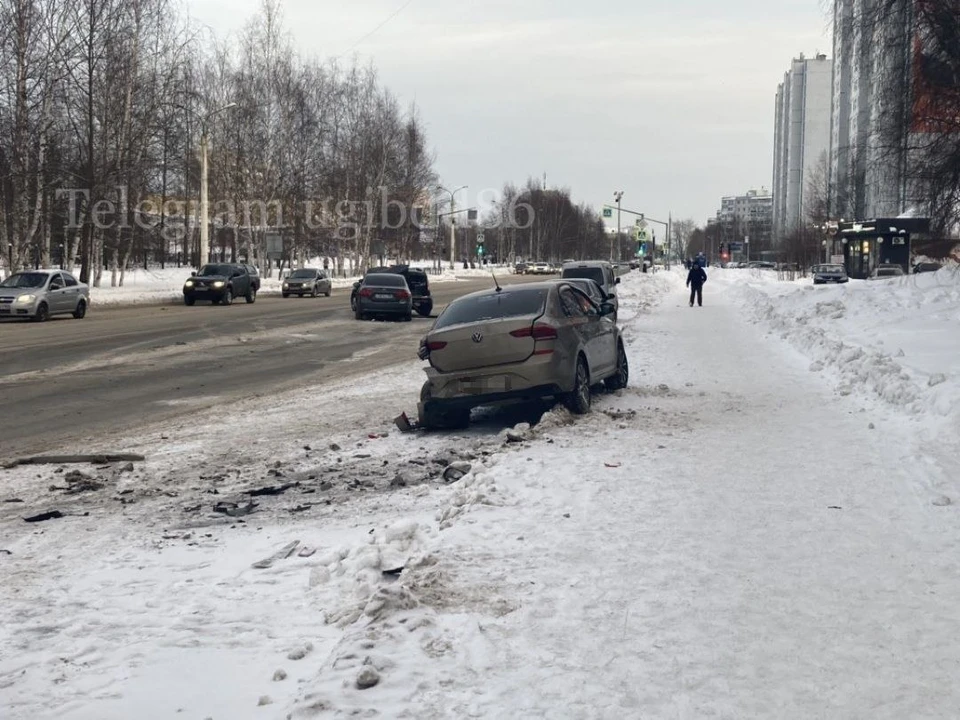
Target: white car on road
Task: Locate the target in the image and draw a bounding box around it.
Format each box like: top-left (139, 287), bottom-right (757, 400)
top-left (0, 269), bottom-right (90, 321)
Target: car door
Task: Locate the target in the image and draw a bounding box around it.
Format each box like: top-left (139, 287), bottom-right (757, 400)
top-left (232, 266), bottom-right (248, 294)
top-left (46, 272), bottom-right (68, 313)
top-left (62, 272), bottom-right (82, 312)
top-left (572, 285), bottom-right (616, 376)
top-left (320, 271), bottom-right (331, 294)
top-left (557, 285), bottom-right (601, 373)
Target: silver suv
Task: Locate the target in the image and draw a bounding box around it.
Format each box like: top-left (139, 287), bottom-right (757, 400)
top-left (560, 261), bottom-right (620, 320)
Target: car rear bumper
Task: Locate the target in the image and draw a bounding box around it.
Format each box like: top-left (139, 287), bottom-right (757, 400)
top-left (358, 300), bottom-right (412, 314)
top-left (423, 352), bottom-right (572, 409)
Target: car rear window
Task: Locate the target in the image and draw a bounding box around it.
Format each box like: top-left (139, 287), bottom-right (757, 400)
top-left (363, 273), bottom-right (405, 287)
top-left (562, 267), bottom-right (604, 285)
top-left (434, 289), bottom-right (548, 329)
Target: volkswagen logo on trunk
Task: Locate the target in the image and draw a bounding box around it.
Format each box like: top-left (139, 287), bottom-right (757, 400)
top-left (472, 332), bottom-right (483, 343)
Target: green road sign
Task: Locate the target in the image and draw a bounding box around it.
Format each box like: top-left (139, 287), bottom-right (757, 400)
top-left (602, 208), bottom-right (613, 218)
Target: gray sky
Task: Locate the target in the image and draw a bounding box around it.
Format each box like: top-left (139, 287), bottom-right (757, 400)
top-left (190, 0), bottom-right (831, 226)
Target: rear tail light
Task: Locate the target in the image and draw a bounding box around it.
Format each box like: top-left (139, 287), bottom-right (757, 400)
top-left (359, 288), bottom-right (373, 297)
top-left (510, 323), bottom-right (558, 340)
top-left (427, 341), bottom-right (447, 351)
top-left (395, 290), bottom-right (410, 300)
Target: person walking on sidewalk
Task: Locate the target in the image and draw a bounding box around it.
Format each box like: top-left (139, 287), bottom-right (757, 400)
top-left (686, 263), bottom-right (707, 307)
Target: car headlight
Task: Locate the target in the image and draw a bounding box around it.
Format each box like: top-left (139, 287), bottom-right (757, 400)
top-left (184, 281), bottom-right (194, 288)
top-left (282, 282), bottom-right (289, 288)
top-left (14, 294), bottom-right (36, 304)
top-left (213, 281), bottom-right (225, 288)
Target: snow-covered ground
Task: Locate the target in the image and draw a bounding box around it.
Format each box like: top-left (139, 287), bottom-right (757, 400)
top-left (56, 262), bottom-right (515, 306)
top-left (2, 266), bottom-right (960, 719)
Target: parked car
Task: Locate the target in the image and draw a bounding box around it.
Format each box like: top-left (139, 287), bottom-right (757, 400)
top-left (514, 262), bottom-right (529, 275)
top-left (869, 264), bottom-right (905, 280)
top-left (282, 268), bottom-right (332, 298)
top-left (913, 261), bottom-right (942, 274)
top-left (747, 261), bottom-right (776, 269)
top-left (564, 277), bottom-right (610, 310)
top-left (812, 263), bottom-right (849, 284)
top-left (0, 269), bottom-right (89, 321)
top-left (183, 263), bottom-right (259, 305)
top-left (416, 280), bottom-right (628, 429)
top-left (350, 265), bottom-right (433, 316)
top-left (354, 272), bottom-right (413, 321)
top-left (560, 260), bottom-right (620, 321)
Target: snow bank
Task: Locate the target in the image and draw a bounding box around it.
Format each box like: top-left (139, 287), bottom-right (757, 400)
top-left (720, 267), bottom-right (960, 425)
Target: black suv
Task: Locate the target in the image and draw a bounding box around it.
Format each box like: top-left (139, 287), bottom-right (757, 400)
top-left (350, 265), bottom-right (433, 316)
top-left (183, 263), bottom-right (260, 305)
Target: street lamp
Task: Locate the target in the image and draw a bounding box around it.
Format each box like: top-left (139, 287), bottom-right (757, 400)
top-left (436, 184), bottom-right (467, 270)
top-left (613, 191), bottom-right (624, 262)
top-left (199, 102), bottom-right (237, 269)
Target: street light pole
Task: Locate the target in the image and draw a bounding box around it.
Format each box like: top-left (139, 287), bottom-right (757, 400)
top-left (437, 184), bottom-right (467, 270)
top-left (613, 191), bottom-right (624, 262)
top-left (198, 102), bottom-right (236, 269)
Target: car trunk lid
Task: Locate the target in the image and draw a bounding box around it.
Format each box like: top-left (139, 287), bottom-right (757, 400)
top-left (427, 314), bottom-right (549, 372)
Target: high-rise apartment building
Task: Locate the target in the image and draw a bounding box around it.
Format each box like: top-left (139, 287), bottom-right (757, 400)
top-left (772, 53), bottom-right (833, 240)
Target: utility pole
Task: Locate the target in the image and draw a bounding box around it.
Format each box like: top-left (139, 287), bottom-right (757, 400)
top-left (198, 102), bottom-right (236, 269)
top-left (613, 191), bottom-right (624, 262)
top-left (437, 184), bottom-right (467, 270)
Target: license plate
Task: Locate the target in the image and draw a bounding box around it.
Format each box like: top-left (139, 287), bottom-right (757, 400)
top-left (374, 293), bottom-right (393, 300)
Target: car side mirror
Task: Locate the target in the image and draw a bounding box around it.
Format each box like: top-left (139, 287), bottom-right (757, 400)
top-left (599, 301), bottom-right (615, 316)
top-left (191, 271), bottom-right (197, 277)
top-left (615, 277), bottom-right (621, 284)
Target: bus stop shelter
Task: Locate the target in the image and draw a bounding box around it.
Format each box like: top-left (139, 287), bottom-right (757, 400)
top-left (836, 218), bottom-right (930, 279)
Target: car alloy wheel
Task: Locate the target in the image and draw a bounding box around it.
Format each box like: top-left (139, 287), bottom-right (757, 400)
top-left (246, 287), bottom-right (256, 303)
top-left (222, 289), bottom-right (233, 305)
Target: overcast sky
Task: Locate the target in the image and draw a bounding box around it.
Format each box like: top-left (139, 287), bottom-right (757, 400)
top-left (189, 0), bottom-right (832, 226)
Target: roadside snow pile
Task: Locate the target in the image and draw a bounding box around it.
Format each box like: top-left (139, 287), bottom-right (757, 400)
top-left (723, 267), bottom-right (960, 424)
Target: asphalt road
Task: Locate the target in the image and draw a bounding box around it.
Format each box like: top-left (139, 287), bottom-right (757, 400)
top-left (0, 274), bottom-right (543, 460)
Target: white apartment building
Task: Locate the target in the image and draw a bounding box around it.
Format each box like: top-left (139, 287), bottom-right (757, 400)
top-left (772, 53), bottom-right (833, 240)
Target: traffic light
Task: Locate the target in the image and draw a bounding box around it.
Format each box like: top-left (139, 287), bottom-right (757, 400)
top-left (478, 243), bottom-right (484, 256)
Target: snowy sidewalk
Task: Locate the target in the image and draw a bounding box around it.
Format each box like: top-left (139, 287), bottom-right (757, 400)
top-left (342, 273), bottom-right (959, 718)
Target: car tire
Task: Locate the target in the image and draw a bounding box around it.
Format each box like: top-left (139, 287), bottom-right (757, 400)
top-left (564, 356), bottom-right (591, 414)
top-left (73, 299), bottom-right (87, 319)
top-left (605, 342), bottom-right (629, 391)
top-left (310, 286), bottom-right (317, 298)
top-left (221, 288), bottom-right (233, 306)
top-left (350, 294), bottom-right (358, 311)
top-left (246, 286), bottom-right (256, 303)
top-left (403, 312), bottom-right (412, 322)
top-left (184, 296), bottom-right (195, 306)
top-left (419, 384), bottom-right (470, 431)
top-left (282, 292), bottom-right (289, 298)
top-left (324, 288), bottom-right (331, 297)
top-left (34, 302), bottom-right (49, 322)
top-left (355, 308), bottom-right (366, 321)
top-left (417, 301), bottom-right (433, 317)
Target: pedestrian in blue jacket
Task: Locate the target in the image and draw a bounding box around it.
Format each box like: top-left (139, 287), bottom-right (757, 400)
top-left (686, 265), bottom-right (707, 307)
